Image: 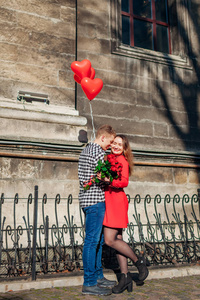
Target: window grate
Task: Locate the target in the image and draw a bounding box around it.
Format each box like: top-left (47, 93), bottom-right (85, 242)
top-left (17, 91), bottom-right (49, 105)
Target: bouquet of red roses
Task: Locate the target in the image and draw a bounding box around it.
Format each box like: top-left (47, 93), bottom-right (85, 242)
top-left (83, 154), bottom-right (122, 191)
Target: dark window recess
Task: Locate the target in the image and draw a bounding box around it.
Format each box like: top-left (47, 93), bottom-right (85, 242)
top-left (17, 91), bottom-right (49, 105)
top-left (121, 0), bottom-right (171, 54)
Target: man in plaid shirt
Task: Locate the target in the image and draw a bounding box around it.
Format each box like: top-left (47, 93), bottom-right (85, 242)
top-left (78, 125), bottom-right (116, 296)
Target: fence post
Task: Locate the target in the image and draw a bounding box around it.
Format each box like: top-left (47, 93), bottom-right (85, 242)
top-left (32, 185), bottom-right (38, 281)
top-left (44, 215), bottom-right (49, 273)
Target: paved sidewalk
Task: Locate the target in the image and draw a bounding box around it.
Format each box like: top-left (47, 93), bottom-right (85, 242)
top-left (0, 274), bottom-right (199, 300)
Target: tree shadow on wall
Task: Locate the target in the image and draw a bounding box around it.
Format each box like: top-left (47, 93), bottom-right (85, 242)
top-left (151, 0), bottom-right (200, 183)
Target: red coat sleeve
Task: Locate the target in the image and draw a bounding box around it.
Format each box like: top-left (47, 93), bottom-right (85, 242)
top-left (110, 158), bottom-right (129, 188)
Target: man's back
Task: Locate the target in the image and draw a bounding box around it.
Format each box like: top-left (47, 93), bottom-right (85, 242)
top-left (78, 142), bottom-right (105, 208)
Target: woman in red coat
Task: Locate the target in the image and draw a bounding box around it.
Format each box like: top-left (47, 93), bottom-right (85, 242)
top-left (103, 135), bottom-right (148, 294)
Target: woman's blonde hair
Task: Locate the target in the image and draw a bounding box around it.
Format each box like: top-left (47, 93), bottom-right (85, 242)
top-left (116, 135), bottom-right (134, 175)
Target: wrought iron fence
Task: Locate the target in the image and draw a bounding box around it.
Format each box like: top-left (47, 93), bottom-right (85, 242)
top-left (0, 186), bottom-right (200, 280)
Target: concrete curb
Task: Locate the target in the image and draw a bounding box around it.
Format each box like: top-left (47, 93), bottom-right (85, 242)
top-left (1, 265), bottom-right (200, 293)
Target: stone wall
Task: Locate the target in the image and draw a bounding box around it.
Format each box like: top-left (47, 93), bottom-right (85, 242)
top-left (0, 0), bottom-right (87, 186)
top-left (0, 0), bottom-right (76, 106)
top-left (76, 0), bottom-right (200, 153)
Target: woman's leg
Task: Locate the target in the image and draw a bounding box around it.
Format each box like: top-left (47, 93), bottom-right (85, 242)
top-left (104, 227), bottom-right (138, 263)
top-left (115, 230), bottom-right (128, 274)
top-left (104, 226), bottom-right (149, 282)
top-left (104, 228), bottom-right (133, 294)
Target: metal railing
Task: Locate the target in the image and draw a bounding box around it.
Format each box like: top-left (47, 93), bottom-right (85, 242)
top-left (0, 186), bottom-right (200, 280)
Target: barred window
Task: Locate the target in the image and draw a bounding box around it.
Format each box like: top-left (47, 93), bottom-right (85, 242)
top-left (111, 0), bottom-right (190, 67)
top-left (121, 0), bottom-right (171, 54)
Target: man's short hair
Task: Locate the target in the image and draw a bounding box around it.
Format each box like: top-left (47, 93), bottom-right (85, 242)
top-left (96, 125), bottom-right (116, 138)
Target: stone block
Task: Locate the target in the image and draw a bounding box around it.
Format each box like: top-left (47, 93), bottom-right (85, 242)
top-left (174, 168), bottom-right (188, 184)
top-left (189, 127), bottom-right (200, 142)
top-left (161, 65), bottom-right (171, 81)
top-left (168, 125), bottom-right (188, 140)
top-left (0, 78), bottom-right (75, 107)
top-left (17, 11), bottom-right (75, 39)
top-left (0, 108), bottom-right (86, 144)
top-left (0, 61), bottom-right (16, 79)
top-left (61, 6), bottom-right (76, 22)
top-left (136, 91), bottom-right (152, 106)
top-left (153, 123), bottom-right (169, 138)
top-left (59, 71), bottom-right (74, 88)
top-left (126, 58), bottom-right (140, 76)
top-left (133, 165), bottom-right (173, 183)
top-left (87, 53), bottom-right (127, 74)
top-left (29, 31), bottom-right (75, 54)
top-left (77, 36), bottom-right (110, 55)
top-left (129, 135), bottom-right (185, 152)
top-left (94, 69), bottom-right (125, 88)
top-left (128, 106), bottom-right (160, 123)
top-left (173, 67), bottom-right (183, 83)
top-left (95, 22), bottom-right (109, 39)
top-left (78, 7), bottom-right (108, 26)
top-left (139, 60), bottom-right (152, 78)
top-left (0, 0), bottom-right (61, 18)
top-left (155, 80), bottom-right (171, 97)
top-left (79, 0), bottom-right (109, 14)
top-left (0, 23), bottom-right (29, 45)
top-left (45, 86), bottom-right (75, 107)
top-left (97, 85), bottom-right (137, 104)
top-left (50, 161), bottom-right (78, 181)
top-left (0, 22), bottom-right (75, 54)
top-left (0, 158), bottom-right (12, 179)
top-left (166, 94), bottom-right (186, 112)
top-left (137, 76), bottom-right (151, 93)
top-left (0, 42), bottom-right (18, 62)
top-left (172, 84), bottom-right (183, 99)
top-left (78, 23), bottom-right (97, 39)
top-left (17, 47), bottom-right (74, 71)
top-left (188, 170), bottom-right (200, 184)
top-left (0, 7), bottom-right (16, 23)
top-left (28, 160), bottom-right (79, 181)
top-left (107, 70), bottom-right (127, 88)
top-left (182, 69), bottom-right (197, 85)
top-left (86, 115), bottom-right (153, 137)
top-left (15, 63), bottom-right (58, 86)
top-left (125, 74), bottom-right (139, 90)
top-left (81, 99), bottom-right (136, 119)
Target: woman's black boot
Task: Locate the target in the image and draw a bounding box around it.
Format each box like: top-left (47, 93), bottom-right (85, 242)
top-left (112, 272), bottom-right (133, 294)
top-left (135, 257), bottom-right (149, 281)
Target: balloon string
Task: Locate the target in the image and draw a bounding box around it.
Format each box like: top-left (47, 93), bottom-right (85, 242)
top-left (89, 102), bottom-right (96, 141)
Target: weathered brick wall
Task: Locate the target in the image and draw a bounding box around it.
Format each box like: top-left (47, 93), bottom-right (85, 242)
top-left (0, 156), bottom-right (79, 198)
top-left (0, 0), bottom-right (76, 106)
top-left (76, 0), bottom-right (200, 154)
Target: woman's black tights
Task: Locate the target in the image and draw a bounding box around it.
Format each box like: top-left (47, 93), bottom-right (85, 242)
top-left (104, 226), bottom-right (138, 274)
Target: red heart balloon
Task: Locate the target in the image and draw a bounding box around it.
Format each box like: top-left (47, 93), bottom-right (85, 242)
top-left (90, 67), bottom-right (95, 80)
top-left (74, 67), bottom-right (95, 84)
top-left (71, 59), bottom-right (91, 80)
top-left (74, 74), bottom-right (82, 84)
top-left (81, 78), bottom-right (103, 101)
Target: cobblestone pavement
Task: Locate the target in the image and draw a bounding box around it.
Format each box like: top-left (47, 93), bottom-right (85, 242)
top-left (0, 274), bottom-right (200, 300)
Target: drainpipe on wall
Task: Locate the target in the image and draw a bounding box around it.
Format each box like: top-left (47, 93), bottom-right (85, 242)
top-left (75, 0), bottom-right (78, 110)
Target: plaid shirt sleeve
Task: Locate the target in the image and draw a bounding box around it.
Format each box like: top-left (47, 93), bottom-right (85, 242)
top-left (78, 143), bottom-right (106, 208)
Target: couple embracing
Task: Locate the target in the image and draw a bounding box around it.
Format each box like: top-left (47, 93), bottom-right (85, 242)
top-left (78, 125), bottom-right (149, 296)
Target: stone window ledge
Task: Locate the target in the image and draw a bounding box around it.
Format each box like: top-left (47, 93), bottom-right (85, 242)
top-left (112, 43), bottom-right (192, 70)
top-left (0, 98), bottom-right (87, 126)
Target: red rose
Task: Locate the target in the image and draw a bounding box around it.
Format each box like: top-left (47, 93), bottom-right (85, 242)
top-left (107, 154), bottom-right (116, 163)
top-left (111, 166), bottom-right (117, 172)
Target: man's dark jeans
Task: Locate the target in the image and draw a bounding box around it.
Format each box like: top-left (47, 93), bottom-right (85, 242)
top-left (82, 202), bottom-right (105, 286)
